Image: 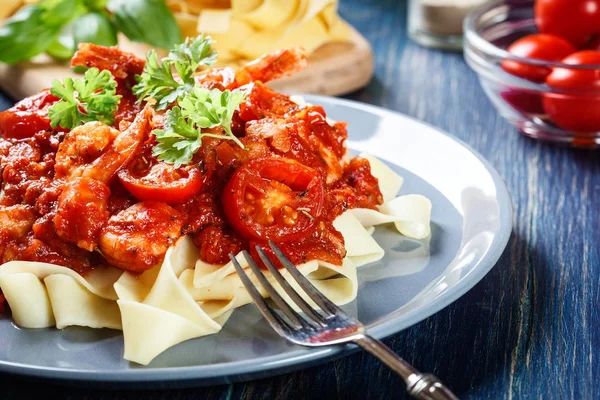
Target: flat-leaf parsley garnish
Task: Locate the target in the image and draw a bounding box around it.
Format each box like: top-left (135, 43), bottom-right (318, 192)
top-left (132, 35), bottom-right (217, 110)
top-left (152, 87), bottom-right (247, 168)
top-left (134, 35), bottom-right (248, 168)
top-left (48, 67), bottom-right (121, 129)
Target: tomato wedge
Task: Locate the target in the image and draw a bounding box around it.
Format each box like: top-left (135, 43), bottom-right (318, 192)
top-left (118, 159), bottom-right (208, 204)
top-left (222, 157), bottom-right (324, 242)
top-left (0, 89), bottom-right (58, 139)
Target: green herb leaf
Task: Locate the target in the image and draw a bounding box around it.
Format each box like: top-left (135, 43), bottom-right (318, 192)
top-left (132, 50), bottom-right (188, 110)
top-left (152, 107), bottom-right (202, 168)
top-left (73, 12), bottom-right (118, 48)
top-left (46, 22), bottom-right (76, 60)
top-left (0, 0), bottom-right (87, 64)
top-left (107, 0), bottom-right (181, 50)
top-left (83, 0), bottom-right (109, 11)
top-left (132, 35), bottom-right (216, 110)
top-left (41, 0), bottom-right (87, 27)
top-left (48, 67), bottom-right (122, 129)
top-left (0, 6), bottom-right (60, 64)
top-left (152, 87), bottom-right (248, 167)
top-left (164, 35), bottom-right (217, 85)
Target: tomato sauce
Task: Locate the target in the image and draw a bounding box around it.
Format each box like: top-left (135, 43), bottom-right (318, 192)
top-left (0, 45), bottom-right (383, 276)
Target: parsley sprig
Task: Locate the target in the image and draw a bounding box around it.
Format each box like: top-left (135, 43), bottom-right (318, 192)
top-left (133, 35), bottom-right (217, 110)
top-left (48, 67), bottom-right (121, 129)
top-left (152, 87), bottom-right (247, 168)
top-left (134, 35), bottom-right (248, 168)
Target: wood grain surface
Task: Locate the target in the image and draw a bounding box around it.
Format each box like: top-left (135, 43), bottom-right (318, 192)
top-left (0, 0), bottom-right (598, 399)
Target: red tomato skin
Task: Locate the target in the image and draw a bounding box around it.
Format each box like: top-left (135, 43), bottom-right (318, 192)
top-left (118, 166), bottom-right (206, 204)
top-left (544, 51), bottom-right (600, 132)
top-left (222, 157), bottom-right (324, 242)
top-left (545, 51), bottom-right (600, 89)
top-left (587, 36), bottom-right (600, 51)
top-left (542, 94), bottom-right (600, 132)
top-left (0, 89), bottom-right (58, 139)
top-left (535, 0), bottom-right (600, 47)
top-left (501, 34), bottom-right (577, 82)
top-left (500, 89), bottom-right (544, 115)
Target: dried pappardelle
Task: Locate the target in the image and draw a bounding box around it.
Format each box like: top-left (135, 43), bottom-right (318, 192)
top-left (0, 37), bottom-right (432, 365)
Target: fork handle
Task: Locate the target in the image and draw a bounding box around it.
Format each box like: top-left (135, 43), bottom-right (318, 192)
top-left (355, 335), bottom-right (459, 400)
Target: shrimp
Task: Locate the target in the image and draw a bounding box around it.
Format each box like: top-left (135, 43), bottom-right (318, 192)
top-left (0, 205), bottom-right (35, 241)
top-left (55, 105), bottom-right (151, 183)
top-left (81, 104), bottom-right (152, 183)
top-left (0, 204), bottom-right (36, 258)
top-left (53, 177), bottom-right (111, 251)
top-left (71, 43), bottom-right (145, 81)
top-left (195, 67), bottom-right (236, 90)
top-left (54, 122), bottom-right (119, 180)
top-left (98, 202), bottom-right (184, 272)
top-left (53, 106), bottom-right (152, 253)
top-left (235, 47), bottom-right (308, 86)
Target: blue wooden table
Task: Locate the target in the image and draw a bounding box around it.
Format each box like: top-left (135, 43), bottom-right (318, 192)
top-left (1, 1), bottom-right (598, 399)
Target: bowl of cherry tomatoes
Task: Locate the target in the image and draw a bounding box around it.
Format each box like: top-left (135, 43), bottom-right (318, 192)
top-left (464, 0), bottom-right (600, 147)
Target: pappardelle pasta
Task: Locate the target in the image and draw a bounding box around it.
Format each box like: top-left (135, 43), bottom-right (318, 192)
top-left (0, 37), bottom-right (431, 365)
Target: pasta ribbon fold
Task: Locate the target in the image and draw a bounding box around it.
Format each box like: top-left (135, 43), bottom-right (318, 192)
top-left (168, 0), bottom-right (352, 66)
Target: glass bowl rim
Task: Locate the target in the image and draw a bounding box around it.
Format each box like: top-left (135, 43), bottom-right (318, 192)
top-left (463, 0), bottom-right (600, 70)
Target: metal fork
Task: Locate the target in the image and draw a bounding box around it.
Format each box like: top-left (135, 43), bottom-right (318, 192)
top-left (229, 242), bottom-right (459, 400)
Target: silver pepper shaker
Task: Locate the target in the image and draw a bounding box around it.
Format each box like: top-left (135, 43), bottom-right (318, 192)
top-left (408, 0), bottom-right (489, 50)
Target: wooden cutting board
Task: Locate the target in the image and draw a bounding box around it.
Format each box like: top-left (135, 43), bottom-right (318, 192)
top-left (0, 25), bottom-right (373, 101)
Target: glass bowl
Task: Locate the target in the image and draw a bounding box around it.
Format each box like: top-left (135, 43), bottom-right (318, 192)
top-left (464, 0), bottom-right (600, 148)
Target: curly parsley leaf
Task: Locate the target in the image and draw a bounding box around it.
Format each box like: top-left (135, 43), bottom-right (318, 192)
top-left (48, 67), bottom-right (121, 129)
top-left (132, 35), bottom-right (217, 110)
top-left (152, 87), bottom-right (248, 168)
top-left (164, 35), bottom-right (217, 85)
top-left (152, 107), bottom-right (202, 168)
top-left (132, 50), bottom-right (187, 110)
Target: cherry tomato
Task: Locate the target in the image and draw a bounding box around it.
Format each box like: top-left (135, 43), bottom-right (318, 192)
top-left (587, 36), bottom-right (600, 51)
top-left (222, 157), bottom-right (324, 242)
top-left (500, 89), bottom-right (544, 116)
top-left (543, 51), bottom-right (600, 132)
top-left (535, 0), bottom-right (600, 47)
top-left (501, 34), bottom-right (576, 82)
top-left (0, 89), bottom-right (58, 139)
top-left (118, 159), bottom-right (208, 204)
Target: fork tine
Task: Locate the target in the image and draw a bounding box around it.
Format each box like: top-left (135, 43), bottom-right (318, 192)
top-left (241, 250), bottom-right (315, 329)
top-left (229, 254), bottom-right (292, 337)
top-left (268, 241), bottom-right (342, 316)
top-left (255, 246), bottom-right (327, 325)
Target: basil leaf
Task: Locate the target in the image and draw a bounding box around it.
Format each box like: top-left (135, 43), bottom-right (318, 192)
top-left (0, 5), bottom-right (61, 64)
top-left (83, 0), bottom-right (109, 11)
top-left (107, 0), bottom-right (182, 49)
top-left (41, 0), bottom-right (87, 27)
top-left (47, 22), bottom-right (76, 60)
top-left (73, 12), bottom-right (118, 48)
